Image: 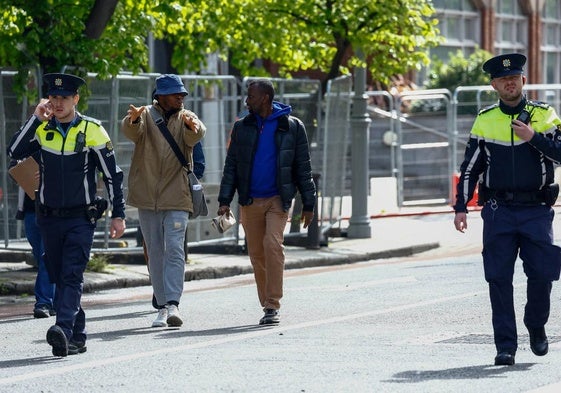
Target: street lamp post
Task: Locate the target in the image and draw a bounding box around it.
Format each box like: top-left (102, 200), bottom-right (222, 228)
top-left (347, 53), bottom-right (372, 239)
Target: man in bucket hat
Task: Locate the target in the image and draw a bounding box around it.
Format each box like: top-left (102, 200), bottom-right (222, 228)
top-left (122, 74), bottom-right (206, 328)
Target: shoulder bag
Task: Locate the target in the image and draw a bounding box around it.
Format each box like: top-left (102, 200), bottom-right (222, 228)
top-left (148, 106), bottom-right (208, 218)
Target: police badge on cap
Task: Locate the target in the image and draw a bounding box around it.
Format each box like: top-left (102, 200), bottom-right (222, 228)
top-left (482, 53), bottom-right (526, 79)
top-left (43, 73), bottom-right (86, 96)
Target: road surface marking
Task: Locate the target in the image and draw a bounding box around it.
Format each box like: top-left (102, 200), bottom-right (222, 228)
top-left (0, 287), bottom-right (488, 386)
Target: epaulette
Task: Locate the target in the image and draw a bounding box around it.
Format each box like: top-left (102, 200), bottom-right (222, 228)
top-left (78, 113), bottom-right (102, 126)
top-left (477, 103), bottom-right (499, 116)
top-left (527, 100), bottom-right (550, 110)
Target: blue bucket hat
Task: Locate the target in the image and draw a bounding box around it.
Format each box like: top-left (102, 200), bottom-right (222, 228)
top-left (154, 74), bottom-right (188, 96)
top-left (43, 73), bottom-right (86, 96)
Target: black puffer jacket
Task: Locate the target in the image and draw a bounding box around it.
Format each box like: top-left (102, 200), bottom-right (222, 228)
top-left (218, 112), bottom-right (316, 212)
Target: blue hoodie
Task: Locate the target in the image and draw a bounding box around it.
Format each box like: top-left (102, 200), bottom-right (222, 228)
top-left (250, 101), bottom-right (292, 198)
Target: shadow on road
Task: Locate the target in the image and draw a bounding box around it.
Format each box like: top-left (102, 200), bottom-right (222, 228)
top-left (385, 362), bottom-right (536, 383)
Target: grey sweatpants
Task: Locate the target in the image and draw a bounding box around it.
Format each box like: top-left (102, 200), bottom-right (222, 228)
top-left (138, 209), bottom-right (189, 306)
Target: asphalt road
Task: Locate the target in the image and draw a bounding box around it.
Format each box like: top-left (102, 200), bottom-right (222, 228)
top-left (1, 246), bottom-right (561, 393)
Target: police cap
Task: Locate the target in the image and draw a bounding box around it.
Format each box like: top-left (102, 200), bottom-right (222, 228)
top-left (43, 73), bottom-right (86, 96)
top-left (482, 53), bottom-right (526, 79)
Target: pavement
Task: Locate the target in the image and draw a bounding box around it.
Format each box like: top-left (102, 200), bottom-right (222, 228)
top-left (0, 205), bottom-right (488, 300)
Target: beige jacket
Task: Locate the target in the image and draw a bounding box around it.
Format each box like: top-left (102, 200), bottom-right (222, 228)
top-left (121, 101), bottom-right (206, 212)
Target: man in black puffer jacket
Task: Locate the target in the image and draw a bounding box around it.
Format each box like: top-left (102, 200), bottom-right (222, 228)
top-left (218, 78), bottom-right (316, 325)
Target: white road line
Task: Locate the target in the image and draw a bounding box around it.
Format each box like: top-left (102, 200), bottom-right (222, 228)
top-left (292, 276), bottom-right (419, 291)
top-left (0, 287), bottom-right (487, 386)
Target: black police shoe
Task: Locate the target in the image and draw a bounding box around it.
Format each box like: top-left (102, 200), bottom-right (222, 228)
top-left (528, 327), bottom-right (548, 356)
top-left (46, 325), bottom-right (68, 357)
top-left (494, 352), bottom-right (515, 366)
top-left (68, 341), bottom-right (87, 355)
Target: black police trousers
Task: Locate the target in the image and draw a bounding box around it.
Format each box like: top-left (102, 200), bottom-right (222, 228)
top-left (481, 203), bottom-right (561, 354)
top-left (37, 214), bottom-right (95, 344)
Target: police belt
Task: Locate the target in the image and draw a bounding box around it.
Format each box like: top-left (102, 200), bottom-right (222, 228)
top-left (38, 204), bottom-right (89, 218)
top-left (482, 188), bottom-right (546, 205)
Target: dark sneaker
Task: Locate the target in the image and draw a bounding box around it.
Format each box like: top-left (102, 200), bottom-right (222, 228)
top-left (68, 341), bottom-right (87, 355)
top-left (259, 308), bottom-right (280, 325)
top-left (46, 325), bottom-right (68, 357)
top-left (33, 306), bottom-right (50, 319)
top-left (49, 308), bottom-right (57, 316)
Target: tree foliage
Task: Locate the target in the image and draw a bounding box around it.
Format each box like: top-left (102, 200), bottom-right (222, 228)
top-left (425, 48), bottom-right (493, 91)
top-left (0, 0), bottom-right (441, 100)
top-left (424, 48), bottom-right (494, 115)
top-left (0, 0), bottom-right (152, 99)
top-left (167, 0), bottom-right (442, 92)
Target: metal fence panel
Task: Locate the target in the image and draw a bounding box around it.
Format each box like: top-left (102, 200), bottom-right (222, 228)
top-left (0, 72), bottom-right (323, 248)
top-left (5, 71), bottom-right (560, 247)
top-left (320, 76), bottom-right (352, 230)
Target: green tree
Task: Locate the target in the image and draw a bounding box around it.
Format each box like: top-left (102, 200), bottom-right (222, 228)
top-left (0, 0), bottom-right (441, 100)
top-left (424, 48), bottom-right (494, 114)
top-left (0, 0), bottom-right (152, 99)
top-left (167, 0), bottom-right (442, 93)
top-left (425, 48), bottom-right (493, 91)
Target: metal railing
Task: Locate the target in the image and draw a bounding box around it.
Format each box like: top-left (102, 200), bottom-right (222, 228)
top-left (4, 71), bottom-right (561, 247)
top-left (0, 72), bottom-right (323, 249)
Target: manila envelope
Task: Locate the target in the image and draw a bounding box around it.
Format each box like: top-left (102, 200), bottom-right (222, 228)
top-left (8, 157), bottom-right (39, 200)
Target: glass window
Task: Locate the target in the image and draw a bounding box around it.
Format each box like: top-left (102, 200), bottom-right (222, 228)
top-left (431, 47), bottom-right (454, 62)
top-left (433, 0), bottom-right (473, 11)
top-left (419, 0), bottom-right (480, 86)
top-left (516, 21), bottom-right (527, 43)
top-left (431, 0), bottom-right (479, 51)
top-left (500, 21), bottom-right (511, 42)
top-left (495, 0), bottom-right (526, 52)
top-left (465, 17), bottom-right (477, 40)
top-left (544, 0), bottom-right (560, 17)
top-left (447, 17), bottom-right (460, 39)
top-left (498, 0), bottom-right (515, 15)
top-left (541, 0), bottom-right (561, 84)
top-left (546, 53), bottom-right (556, 83)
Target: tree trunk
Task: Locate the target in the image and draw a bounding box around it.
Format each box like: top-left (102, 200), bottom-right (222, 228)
top-left (84, 0), bottom-right (119, 39)
top-left (322, 37), bottom-right (351, 96)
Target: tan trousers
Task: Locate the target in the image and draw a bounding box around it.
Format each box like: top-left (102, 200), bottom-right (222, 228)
top-left (240, 196), bottom-right (288, 310)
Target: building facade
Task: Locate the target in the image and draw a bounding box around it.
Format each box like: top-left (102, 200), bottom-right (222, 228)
top-left (431, 0), bottom-right (561, 85)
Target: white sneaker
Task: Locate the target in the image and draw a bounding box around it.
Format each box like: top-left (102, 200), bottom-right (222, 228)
top-left (152, 308), bottom-right (168, 327)
top-left (166, 304), bottom-right (183, 327)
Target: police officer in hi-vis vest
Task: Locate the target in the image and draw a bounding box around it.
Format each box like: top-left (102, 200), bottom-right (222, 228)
top-left (8, 73), bottom-right (126, 357)
top-left (453, 54), bottom-right (561, 366)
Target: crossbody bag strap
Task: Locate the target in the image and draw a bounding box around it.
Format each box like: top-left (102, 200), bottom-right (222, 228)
top-left (148, 105), bottom-right (192, 173)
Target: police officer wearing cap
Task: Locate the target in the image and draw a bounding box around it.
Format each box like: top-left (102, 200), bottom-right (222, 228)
top-left (8, 73), bottom-right (126, 357)
top-left (453, 54), bottom-right (561, 366)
